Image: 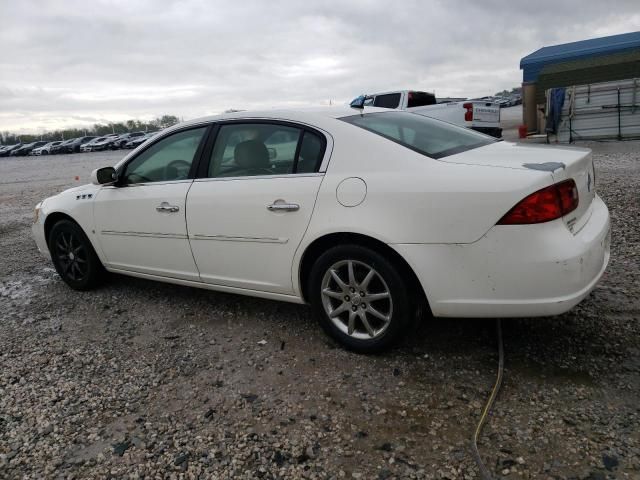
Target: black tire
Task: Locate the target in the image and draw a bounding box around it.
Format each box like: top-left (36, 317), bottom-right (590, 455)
top-left (48, 220), bottom-right (104, 290)
top-left (308, 244), bottom-right (414, 353)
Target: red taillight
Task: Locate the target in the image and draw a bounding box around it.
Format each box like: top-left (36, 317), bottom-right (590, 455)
top-left (463, 102), bottom-right (473, 122)
top-left (497, 179), bottom-right (579, 225)
top-left (556, 179), bottom-right (579, 213)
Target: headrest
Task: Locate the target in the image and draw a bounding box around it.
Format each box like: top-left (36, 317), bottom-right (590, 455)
top-left (234, 140), bottom-right (269, 169)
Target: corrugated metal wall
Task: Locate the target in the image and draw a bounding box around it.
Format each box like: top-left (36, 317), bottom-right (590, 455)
top-left (536, 50), bottom-right (640, 104)
top-left (555, 78), bottom-right (640, 142)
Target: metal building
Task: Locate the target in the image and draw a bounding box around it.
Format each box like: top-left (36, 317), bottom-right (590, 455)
top-left (520, 31), bottom-right (640, 134)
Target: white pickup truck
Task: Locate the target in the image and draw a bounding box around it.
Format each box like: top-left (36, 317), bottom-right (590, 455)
top-left (354, 90), bottom-right (502, 138)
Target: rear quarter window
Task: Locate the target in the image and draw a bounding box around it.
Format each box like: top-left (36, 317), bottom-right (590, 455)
top-left (340, 111), bottom-right (495, 159)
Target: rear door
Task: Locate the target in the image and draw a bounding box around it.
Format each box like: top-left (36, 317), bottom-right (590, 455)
top-left (186, 121), bottom-right (328, 294)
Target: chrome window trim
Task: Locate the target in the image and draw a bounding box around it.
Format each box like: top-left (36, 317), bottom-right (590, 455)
top-left (193, 172), bottom-right (324, 183)
top-left (115, 117), bottom-right (334, 176)
top-left (101, 179), bottom-right (193, 188)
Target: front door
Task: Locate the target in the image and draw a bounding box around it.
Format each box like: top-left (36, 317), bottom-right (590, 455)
top-left (94, 126), bottom-right (208, 281)
top-left (186, 122), bottom-right (327, 294)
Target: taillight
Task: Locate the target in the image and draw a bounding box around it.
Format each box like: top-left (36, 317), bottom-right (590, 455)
top-left (497, 179), bottom-right (579, 225)
top-left (463, 102), bottom-right (473, 122)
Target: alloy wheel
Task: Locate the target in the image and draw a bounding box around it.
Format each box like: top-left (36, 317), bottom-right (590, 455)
top-left (54, 231), bottom-right (88, 281)
top-left (320, 260), bottom-right (393, 340)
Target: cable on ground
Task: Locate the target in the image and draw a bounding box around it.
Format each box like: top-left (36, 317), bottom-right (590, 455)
top-left (470, 319), bottom-right (505, 480)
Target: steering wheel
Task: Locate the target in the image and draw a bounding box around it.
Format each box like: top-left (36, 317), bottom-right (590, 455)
top-left (165, 159), bottom-right (191, 180)
top-left (126, 173), bottom-right (152, 183)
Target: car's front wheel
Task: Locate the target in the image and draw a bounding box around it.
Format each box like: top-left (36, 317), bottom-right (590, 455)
top-left (309, 245), bottom-right (414, 353)
top-left (49, 220), bottom-right (104, 290)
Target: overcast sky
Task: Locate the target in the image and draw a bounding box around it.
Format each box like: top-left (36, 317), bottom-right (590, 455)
top-left (1, 0), bottom-right (639, 134)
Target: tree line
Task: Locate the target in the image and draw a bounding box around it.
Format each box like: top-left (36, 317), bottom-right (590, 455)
top-left (1, 115), bottom-right (181, 145)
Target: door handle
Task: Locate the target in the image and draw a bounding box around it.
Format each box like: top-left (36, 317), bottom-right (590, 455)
top-left (267, 202), bottom-right (300, 212)
top-left (156, 202), bottom-right (180, 213)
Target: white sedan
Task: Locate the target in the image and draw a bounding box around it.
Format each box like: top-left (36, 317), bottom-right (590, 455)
top-left (32, 107), bottom-right (610, 352)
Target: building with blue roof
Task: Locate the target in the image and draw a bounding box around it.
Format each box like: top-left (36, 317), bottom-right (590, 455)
top-left (519, 32), bottom-right (640, 132)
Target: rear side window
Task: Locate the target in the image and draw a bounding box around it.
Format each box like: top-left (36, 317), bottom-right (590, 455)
top-left (407, 91), bottom-right (436, 108)
top-left (340, 111), bottom-right (495, 159)
top-left (207, 123), bottom-right (325, 178)
top-left (373, 93), bottom-right (401, 109)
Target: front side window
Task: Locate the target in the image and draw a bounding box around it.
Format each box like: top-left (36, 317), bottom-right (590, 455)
top-left (207, 123), bottom-right (324, 178)
top-left (341, 111), bottom-right (495, 159)
top-left (123, 127), bottom-right (206, 184)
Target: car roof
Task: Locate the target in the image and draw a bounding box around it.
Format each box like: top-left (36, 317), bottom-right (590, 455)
top-left (170, 105), bottom-right (392, 130)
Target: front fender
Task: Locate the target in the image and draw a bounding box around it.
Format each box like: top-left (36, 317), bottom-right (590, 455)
top-left (36, 184), bottom-right (105, 263)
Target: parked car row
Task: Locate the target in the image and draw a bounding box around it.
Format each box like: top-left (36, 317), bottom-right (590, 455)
top-left (0, 131), bottom-right (159, 157)
top-left (476, 94), bottom-right (522, 108)
top-left (0, 141), bottom-right (48, 157)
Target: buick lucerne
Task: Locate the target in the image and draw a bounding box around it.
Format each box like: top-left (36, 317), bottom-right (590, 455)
top-left (32, 107), bottom-right (610, 352)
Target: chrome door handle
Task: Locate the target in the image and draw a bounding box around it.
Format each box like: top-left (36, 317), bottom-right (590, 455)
top-left (156, 202), bottom-right (180, 213)
top-left (267, 202), bottom-right (300, 212)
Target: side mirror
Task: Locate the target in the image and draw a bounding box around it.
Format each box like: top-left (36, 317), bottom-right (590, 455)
top-left (91, 166), bottom-right (118, 185)
top-left (350, 95), bottom-right (366, 110)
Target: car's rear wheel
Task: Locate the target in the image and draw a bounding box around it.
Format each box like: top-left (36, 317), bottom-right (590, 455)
top-left (49, 220), bottom-right (104, 290)
top-left (309, 245), bottom-right (413, 353)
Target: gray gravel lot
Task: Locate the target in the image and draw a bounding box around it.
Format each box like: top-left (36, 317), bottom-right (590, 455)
top-left (1, 131), bottom-right (639, 479)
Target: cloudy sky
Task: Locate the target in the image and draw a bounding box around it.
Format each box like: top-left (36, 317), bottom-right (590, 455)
top-left (1, 0), bottom-right (639, 133)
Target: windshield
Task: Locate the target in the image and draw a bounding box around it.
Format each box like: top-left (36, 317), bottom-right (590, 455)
top-left (340, 111), bottom-right (495, 159)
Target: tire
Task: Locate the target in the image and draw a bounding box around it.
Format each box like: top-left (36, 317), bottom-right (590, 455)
top-left (48, 220), bottom-right (104, 290)
top-left (308, 244), bottom-right (414, 353)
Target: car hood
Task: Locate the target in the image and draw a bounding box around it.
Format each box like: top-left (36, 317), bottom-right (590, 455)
top-left (443, 141), bottom-right (591, 171)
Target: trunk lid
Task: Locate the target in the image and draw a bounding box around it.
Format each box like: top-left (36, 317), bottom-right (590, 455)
top-left (445, 141), bottom-right (596, 233)
top-left (471, 101), bottom-right (500, 126)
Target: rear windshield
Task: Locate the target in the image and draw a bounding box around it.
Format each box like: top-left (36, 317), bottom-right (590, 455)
top-left (407, 91), bottom-right (436, 108)
top-left (340, 111), bottom-right (495, 159)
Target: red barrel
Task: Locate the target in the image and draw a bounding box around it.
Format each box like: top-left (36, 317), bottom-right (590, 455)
top-left (518, 125), bottom-right (528, 139)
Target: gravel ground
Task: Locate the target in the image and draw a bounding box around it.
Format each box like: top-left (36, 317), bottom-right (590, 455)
top-left (0, 137), bottom-right (638, 479)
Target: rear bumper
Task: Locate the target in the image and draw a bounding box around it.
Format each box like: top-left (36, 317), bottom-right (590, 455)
top-left (472, 126), bottom-right (503, 138)
top-left (392, 195), bottom-right (610, 318)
